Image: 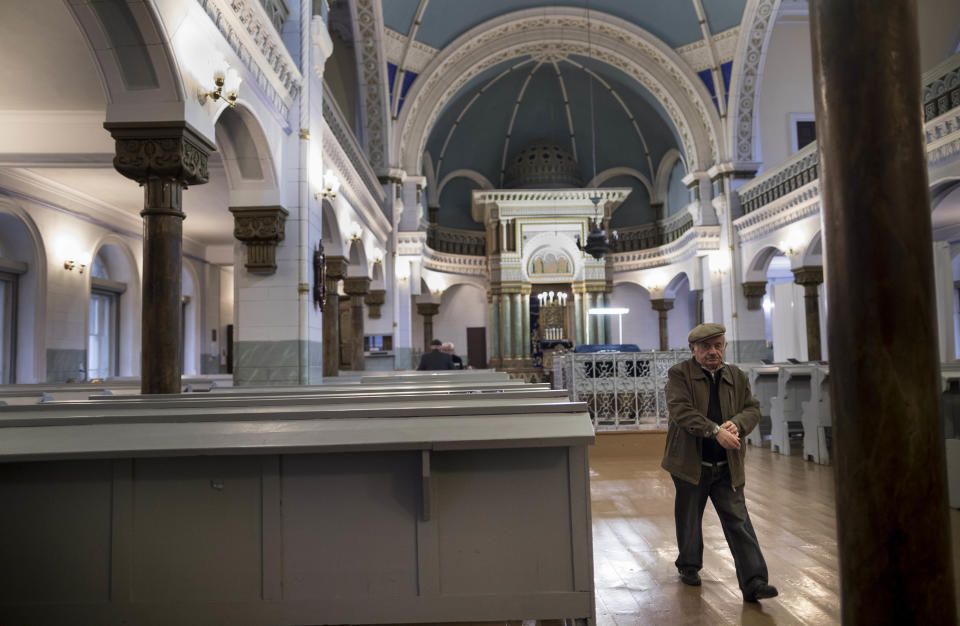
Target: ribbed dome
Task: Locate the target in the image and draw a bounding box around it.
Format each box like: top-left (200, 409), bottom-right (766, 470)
top-left (503, 141), bottom-right (583, 189)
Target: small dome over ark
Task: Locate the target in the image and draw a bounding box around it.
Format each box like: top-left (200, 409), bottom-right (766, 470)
top-left (503, 141), bottom-right (583, 189)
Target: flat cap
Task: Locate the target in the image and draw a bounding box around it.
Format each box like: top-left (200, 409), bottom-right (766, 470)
top-left (687, 323), bottom-right (726, 344)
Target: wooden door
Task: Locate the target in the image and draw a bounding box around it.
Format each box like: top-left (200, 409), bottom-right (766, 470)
top-left (466, 327), bottom-right (486, 369)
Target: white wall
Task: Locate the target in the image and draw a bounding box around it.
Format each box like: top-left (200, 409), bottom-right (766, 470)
top-left (610, 282), bottom-right (658, 350)
top-left (757, 19), bottom-right (816, 169)
top-left (434, 283), bottom-right (487, 364)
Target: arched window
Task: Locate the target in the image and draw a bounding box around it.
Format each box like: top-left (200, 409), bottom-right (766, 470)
top-left (88, 248), bottom-right (126, 380)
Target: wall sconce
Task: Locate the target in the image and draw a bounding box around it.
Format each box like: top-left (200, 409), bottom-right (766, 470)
top-left (63, 260), bottom-right (86, 273)
top-left (779, 232), bottom-right (805, 256)
top-left (318, 169), bottom-right (340, 200)
top-left (372, 248), bottom-right (384, 264)
top-left (349, 221), bottom-right (363, 241)
top-left (202, 65), bottom-right (241, 107)
top-left (396, 259), bottom-right (411, 281)
top-left (710, 250), bottom-right (731, 276)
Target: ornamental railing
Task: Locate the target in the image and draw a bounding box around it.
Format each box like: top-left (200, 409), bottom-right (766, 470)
top-left (322, 82), bottom-right (385, 210)
top-left (553, 350), bottom-right (690, 430)
top-left (737, 141), bottom-right (819, 216)
top-left (427, 225), bottom-right (486, 256)
top-left (613, 211), bottom-right (693, 252)
top-left (923, 51), bottom-right (960, 122)
top-left (259, 0), bottom-right (290, 35)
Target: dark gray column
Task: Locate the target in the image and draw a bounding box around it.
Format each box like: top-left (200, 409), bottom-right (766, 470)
top-left (322, 256), bottom-right (348, 377)
top-left (104, 122), bottom-right (214, 395)
top-left (416, 302), bottom-right (440, 352)
top-left (651, 298), bottom-right (674, 351)
top-left (792, 266), bottom-right (824, 361)
top-left (343, 277), bottom-right (371, 372)
top-left (810, 2), bottom-right (956, 623)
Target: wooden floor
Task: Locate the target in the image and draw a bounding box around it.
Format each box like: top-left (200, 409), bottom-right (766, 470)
top-left (590, 431), bottom-right (960, 625)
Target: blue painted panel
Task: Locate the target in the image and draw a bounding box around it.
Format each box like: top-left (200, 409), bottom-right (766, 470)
top-left (701, 0), bottom-right (747, 34)
top-left (697, 68), bottom-right (715, 97)
top-left (381, 0), bottom-right (420, 33)
top-left (387, 62), bottom-right (398, 94)
top-left (667, 160), bottom-right (689, 216)
top-left (721, 61), bottom-right (733, 105)
top-left (438, 177), bottom-right (484, 230)
top-left (410, 0), bottom-right (703, 50)
top-left (397, 69), bottom-right (419, 114)
top-left (607, 175), bottom-right (652, 228)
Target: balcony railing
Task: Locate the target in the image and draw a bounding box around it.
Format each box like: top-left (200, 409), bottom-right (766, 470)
top-left (427, 225), bottom-right (487, 256)
top-left (613, 210), bottom-right (693, 252)
top-left (923, 51), bottom-right (960, 122)
top-left (322, 81), bottom-right (385, 210)
top-left (259, 0), bottom-right (290, 35)
top-left (737, 141), bottom-right (819, 216)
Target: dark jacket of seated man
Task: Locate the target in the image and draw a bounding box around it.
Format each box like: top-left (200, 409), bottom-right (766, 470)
top-left (417, 340), bottom-right (455, 370)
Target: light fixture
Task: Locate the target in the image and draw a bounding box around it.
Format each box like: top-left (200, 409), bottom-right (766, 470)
top-left (318, 169), bottom-right (341, 200)
top-left (372, 248), bottom-right (384, 264)
top-left (202, 63), bottom-right (241, 107)
top-left (588, 307), bottom-right (630, 343)
top-left (573, 2), bottom-right (618, 262)
top-left (779, 231), bottom-right (805, 256)
top-left (349, 221), bottom-right (363, 241)
top-left (710, 250), bottom-right (732, 276)
top-left (396, 260), bottom-right (411, 281)
top-left (63, 260), bottom-right (86, 274)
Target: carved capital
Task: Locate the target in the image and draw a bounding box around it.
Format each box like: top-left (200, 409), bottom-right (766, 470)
top-left (104, 122), bottom-right (214, 187)
top-left (416, 302), bottom-right (440, 317)
top-left (650, 298), bottom-right (675, 313)
top-left (365, 289), bottom-right (386, 318)
top-left (343, 276), bottom-right (371, 297)
top-left (793, 266), bottom-right (824, 291)
top-left (325, 255), bottom-right (349, 280)
top-left (742, 281), bottom-right (768, 310)
top-left (228, 206), bottom-right (289, 274)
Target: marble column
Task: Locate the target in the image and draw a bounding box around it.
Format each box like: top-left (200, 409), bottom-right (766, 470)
top-left (811, 2), bottom-right (956, 622)
top-left (583, 292), bottom-right (594, 345)
top-left (104, 122), bottom-right (214, 394)
top-left (651, 298), bottom-right (675, 351)
top-left (489, 293), bottom-right (501, 368)
top-left (513, 293), bottom-right (524, 359)
top-left (792, 266), bottom-right (824, 361)
top-left (502, 293), bottom-right (513, 364)
top-left (343, 277), bottom-right (370, 371)
top-left (416, 302), bottom-right (440, 352)
top-left (322, 256), bottom-right (348, 377)
top-left (522, 292), bottom-right (531, 358)
top-left (574, 291), bottom-right (584, 346)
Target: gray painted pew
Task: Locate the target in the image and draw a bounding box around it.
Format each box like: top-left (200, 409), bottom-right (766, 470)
top-left (800, 366), bottom-right (831, 464)
top-left (744, 364), bottom-right (779, 448)
top-left (0, 389), bottom-right (595, 625)
top-left (770, 365), bottom-right (814, 455)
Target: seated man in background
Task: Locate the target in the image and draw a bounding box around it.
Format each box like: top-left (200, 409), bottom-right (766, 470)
top-left (417, 339), bottom-right (455, 370)
top-left (441, 342), bottom-right (464, 369)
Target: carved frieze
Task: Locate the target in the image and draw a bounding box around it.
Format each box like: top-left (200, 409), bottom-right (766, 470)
top-left (229, 205), bottom-right (289, 274)
top-left (365, 289), bottom-right (386, 318)
top-left (104, 123), bottom-right (215, 187)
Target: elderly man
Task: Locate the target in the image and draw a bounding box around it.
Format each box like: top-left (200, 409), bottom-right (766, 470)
top-left (417, 339), bottom-right (454, 371)
top-left (441, 342), bottom-right (464, 369)
top-left (661, 322), bottom-right (778, 602)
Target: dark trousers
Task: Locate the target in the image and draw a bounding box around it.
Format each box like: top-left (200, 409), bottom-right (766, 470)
top-left (672, 463), bottom-right (769, 593)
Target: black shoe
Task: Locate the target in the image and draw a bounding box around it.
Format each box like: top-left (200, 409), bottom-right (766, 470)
top-left (679, 568), bottom-right (701, 586)
top-left (744, 582), bottom-right (778, 602)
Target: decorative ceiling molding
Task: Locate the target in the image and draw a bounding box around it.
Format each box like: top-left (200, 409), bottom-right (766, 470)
top-left (727, 0), bottom-right (781, 163)
top-left (384, 28), bottom-right (439, 74)
top-left (350, 0), bottom-right (391, 170)
top-left (396, 9), bottom-right (723, 176)
top-left (197, 0), bottom-right (302, 119)
top-left (676, 27), bottom-right (740, 72)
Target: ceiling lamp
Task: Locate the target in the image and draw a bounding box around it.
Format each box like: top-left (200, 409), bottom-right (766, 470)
top-left (575, 0), bottom-right (617, 261)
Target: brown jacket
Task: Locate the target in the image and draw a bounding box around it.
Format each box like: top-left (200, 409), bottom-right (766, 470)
top-left (661, 358), bottom-right (761, 486)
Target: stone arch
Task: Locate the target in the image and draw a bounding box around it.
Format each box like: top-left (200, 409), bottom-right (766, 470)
top-left (438, 169), bottom-right (496, 197)
top-left (800, 231), bottom-right (823, 267)
top-left (664, 271), bottom-right (691, 299)
top-left (522, 232), bottom-right (587, 283)
top-left (65, 0), bottom-right (186, 115)
top-left (214, 102), bottom-right (281, 204)
top-left (89, 235), bottom-right (141, 377)
top-left (320, 200), bottom-right (345, 257)
top-left (744, 245), bottom-right (784, 283)
top-left (653, 149), bottom-right (686, 204)
top-left (396, 8), bottom-right (722, 177)
top-left (347, 239), bottom-right (369, 278)
top-left (586, 167), bottom-right (653, 197)
top-left (0, 199), bottom-right (46, 382)
top-left (727, 0), bottom-right (781, 163)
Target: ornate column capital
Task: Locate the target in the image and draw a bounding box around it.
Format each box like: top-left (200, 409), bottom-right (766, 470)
top-left (343, 276), bottom-right (371, 297)
top-left (742, 281), bottom-right (768, 310)
top-left (416, 302), bottom-right (440, 317)
top-left (325, 255), bottom-right (349, 281)
top-left (364, 289), bottom-right (386, 318)
top-left (104, 122), bottom-right (215, 197)
top-left (228, 206), bottom-right (289, 274)
top-left (793, 265), bottom-right (824, 287)
top-left (650, 298), bottom-right (675, 312)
